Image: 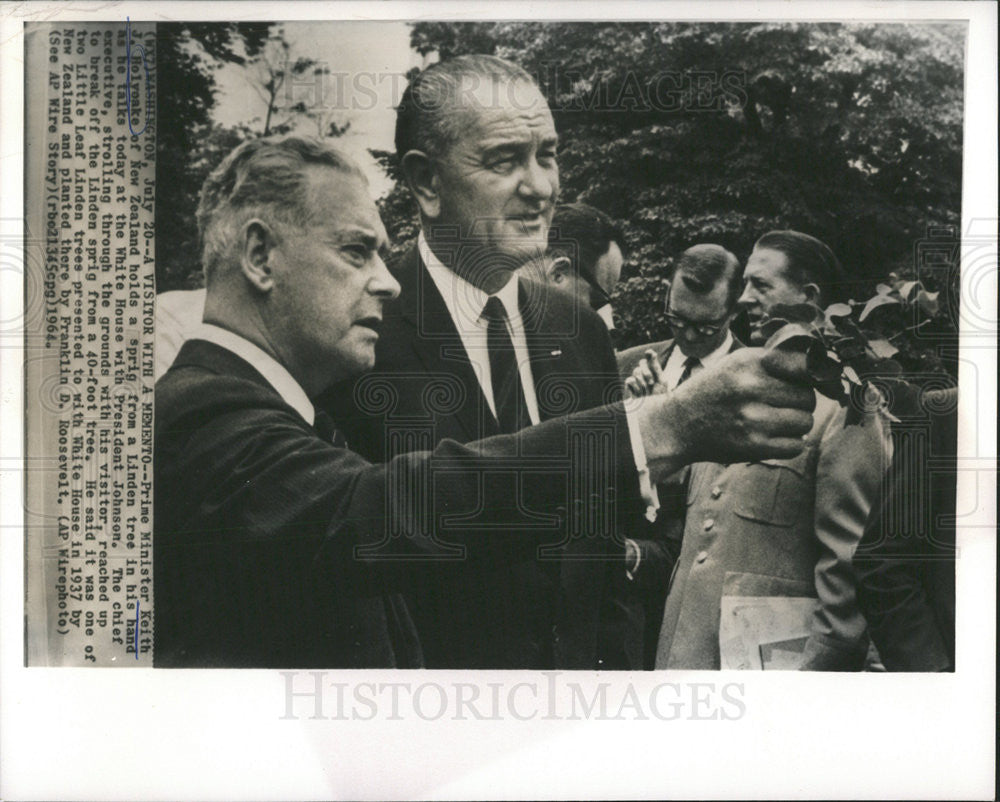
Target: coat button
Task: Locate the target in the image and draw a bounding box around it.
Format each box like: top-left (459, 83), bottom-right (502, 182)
top-left (703, 518), bottom-right (714, 531)
top-left (696, 551), bottom-right (709, 563)
top-left (710, 486), bottom-right (722, 499)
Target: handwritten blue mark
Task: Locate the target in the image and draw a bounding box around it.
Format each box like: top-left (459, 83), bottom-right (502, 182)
top-left (135, 600), bottom-right (140, 659)
top-left (125, 18), bottom-right (152, 136)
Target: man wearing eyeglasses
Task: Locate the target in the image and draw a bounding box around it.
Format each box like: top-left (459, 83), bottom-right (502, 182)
top-left (619, 244), bottom-right (744, 397)
top-left (615, 244), bottom-right (744, 666)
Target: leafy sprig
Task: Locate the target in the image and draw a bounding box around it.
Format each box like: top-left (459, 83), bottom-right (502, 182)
top-left (761, 277), bottom-right (938, 418)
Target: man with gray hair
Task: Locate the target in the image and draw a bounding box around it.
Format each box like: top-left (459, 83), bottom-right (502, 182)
top-left (326, 54), bottom-right (635, 669)
top-left (154, 135), bottom-right (818, 667)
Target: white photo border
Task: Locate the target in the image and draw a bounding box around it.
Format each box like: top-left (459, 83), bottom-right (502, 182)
top-left (1, 2), bottom-right (995, 800)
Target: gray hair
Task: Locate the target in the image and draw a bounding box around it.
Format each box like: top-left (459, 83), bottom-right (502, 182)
top-left (394, 54), bottom-right (538, 160)
top-left (197, 135), bottom-right (365, 280)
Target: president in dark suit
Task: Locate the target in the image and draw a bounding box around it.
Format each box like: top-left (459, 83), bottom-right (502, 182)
top-left (154, 136), bottom-right (818, 669)
top-left (325, 55), bottom-right (644, 669)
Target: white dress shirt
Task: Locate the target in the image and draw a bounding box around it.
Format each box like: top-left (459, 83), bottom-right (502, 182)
top-left (420, 233), bottom-right (658, 522)
top-left (194, 323), bottom-right (315, 426)
top-left (661, 330), bottom-right (734, 390)
top-left (420, 234), bottom-right (541, 425)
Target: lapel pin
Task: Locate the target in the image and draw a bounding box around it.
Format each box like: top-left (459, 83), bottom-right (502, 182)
top-left (550, 348), bottom-right (562, 357)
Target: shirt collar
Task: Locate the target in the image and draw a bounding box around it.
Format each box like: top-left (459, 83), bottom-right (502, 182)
top-left (595, 303), bottom-right (615, 331)
top-left (419, 232), bottom-right (520, 326)
top-left (194, 323), bottom-right (315, 425)
top-left (701, 330), bottom-right (734, 368)
top-left (667, 329), bottom-right (734, 371)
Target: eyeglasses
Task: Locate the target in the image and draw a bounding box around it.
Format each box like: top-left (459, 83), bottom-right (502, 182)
top-left (663, 289), bottom-right (732, 337)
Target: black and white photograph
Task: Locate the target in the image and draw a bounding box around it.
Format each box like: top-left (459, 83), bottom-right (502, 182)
top-left (2, 2), bottom-right (996, 799)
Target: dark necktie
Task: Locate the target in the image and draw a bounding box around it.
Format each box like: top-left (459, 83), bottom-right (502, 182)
top-left (482, 295), bottom-right (531, 433)
top-left (676, 355), bottom-right (701, 387)
top-left (313, 410), bottom-right (348, 448)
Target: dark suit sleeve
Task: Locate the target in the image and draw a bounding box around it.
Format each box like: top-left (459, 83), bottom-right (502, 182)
top-left (854, 496), bottom-right (954, 672)
top-left (853, 402), bottom-right (957, 672)
top-left (157, 374), bottom-right (641, 592)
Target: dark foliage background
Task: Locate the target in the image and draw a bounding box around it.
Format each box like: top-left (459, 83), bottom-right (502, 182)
top-left (155, 21), bottom-right (964, 376)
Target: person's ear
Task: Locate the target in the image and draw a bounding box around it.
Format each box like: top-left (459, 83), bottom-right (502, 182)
top-left (241, 219), bottom-right (277, 294)
top-left (400, 150), bottom-right (440, 219)
top-left (547, 255), bottom-right (571, 283)
top-left (801, 282), bottom-right (821, 305)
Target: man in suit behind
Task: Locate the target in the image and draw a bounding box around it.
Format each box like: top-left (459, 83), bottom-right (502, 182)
top-left (154, 136), bottom-right (819, 668)
top-left (619, 244), bottom-right (744, 394)
top-left (326, 55), bottom-right (659, 669)
top-left (617, 244), bottom-right (744, 666)
top-left (534, 202), bottom-right (626, 336)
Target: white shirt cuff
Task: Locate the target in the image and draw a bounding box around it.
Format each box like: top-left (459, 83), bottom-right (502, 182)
top-left (624, 404), bottom-right (660, 522)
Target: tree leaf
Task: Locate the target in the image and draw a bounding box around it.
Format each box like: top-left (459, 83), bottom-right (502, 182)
top-left (825, 302), bottom-right (853, 318)
top-left (830, 335), bottom-right (867, 363)
top-left (758, 317), bottom-right (793, 341)
top-left (871, 358), bottom-right (904, 376)
top-left (806, 344), bottom-right (843, 383)
top-left (763, 322), bottom-right (819, 352)
top-left (916, 289), bottom-right (940, 316)
top-left (859, 293), bottom-right (901, 321)
top-left (897, 280), bottom-right (921, 301)
top-left (815, 378), bottom-right (848, 406)
top-left (867, 338), bottom-right (899, 358)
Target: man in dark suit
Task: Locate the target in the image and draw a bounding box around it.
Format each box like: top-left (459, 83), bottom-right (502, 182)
top-left (854, 386), bottom-right (957, 671)
top-left (326, 55), bottom-right (673, 669)
top-left (616, 244), bottom-right (744, 666)
top-left (154, 136), bottom-right (817, 668)
top-left (536, 202), bottom-right (625, 336)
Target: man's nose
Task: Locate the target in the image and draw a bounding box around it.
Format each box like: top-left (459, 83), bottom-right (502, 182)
top-left (736, 283), bottom-right (756, 308)
top-left (518, 158), bottom-right (558, 201)
top-left (678, 325), bottom-right (701, 342)
top-left (370, 253), bottom-right (401, 300)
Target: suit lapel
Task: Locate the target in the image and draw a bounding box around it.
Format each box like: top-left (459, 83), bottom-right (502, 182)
top-left (659, 340), bottom-right (676, 369)
top-left (394, 246), bottom-right (497, 442)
